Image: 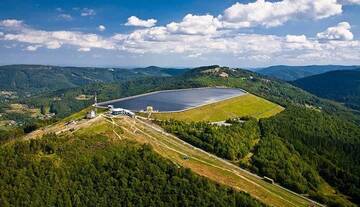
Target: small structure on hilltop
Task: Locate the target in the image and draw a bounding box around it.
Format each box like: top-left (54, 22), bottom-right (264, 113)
top-left (219, 72), bottom-right (229, 78)
top-left (94, 92), bottom-right (98, 106)
top-left (86, 92), bottom-right (98, 119)
top-left (146, 106), bottom-right (154, 113)
top-left (108, 105), bottom-right (135, 117)
top-left (86, 110), bottom-right (96, 119)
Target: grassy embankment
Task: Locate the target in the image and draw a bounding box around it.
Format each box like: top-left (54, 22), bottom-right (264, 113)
top-left (150, 93), bottom-right (284, 122)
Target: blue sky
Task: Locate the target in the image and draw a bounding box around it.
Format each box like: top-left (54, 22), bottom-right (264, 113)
top-left (0, 0), bottom-right (359, 68)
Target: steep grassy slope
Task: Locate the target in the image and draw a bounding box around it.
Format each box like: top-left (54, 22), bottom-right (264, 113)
top-left (292, 69), bottom-right (360, 110)
top-left (256, 65), bottom-right (359, 81)
top-left (151, 93), bottom-right (284, 122)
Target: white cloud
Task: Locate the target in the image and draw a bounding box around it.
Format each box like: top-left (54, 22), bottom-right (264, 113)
top-left (187, 53), bottom-right (202, 58)
top-left (25, 45), bottom-right (42, 51)
top-left (98, 25), bottom-right (106, 32)
top-left (58, 14), bottom-right (73, 21)
top-left (81, 8), bottom-right (96, 17)
top-left (0, 19), bottom-right (24, 28)
top-left (46, 41), bottom-right (62, 49)
top-left (1, 15), bottom-right (359, 65)
top-left (1, 20), bottom-right (115, 51)
top-left (286, 35), bottom-right (308, 43)
top-left (125, 16), bottom-right (157, 28)
top-left (220, 0), bottom-right (342, 28)
top-left (285, 35), bottom-right (317, 50)
top-left (113, 23), bottom-right (360, 63)
top-left (78, 47), bottom-right (91, 52)
top-left (113, 27), bottom-right (283, 57)
top-left (317, 22), bottom-right (354, 41)
top-left (166, 14), bottom-right (222, 35)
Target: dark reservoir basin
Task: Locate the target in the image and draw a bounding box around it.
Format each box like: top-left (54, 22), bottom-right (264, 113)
top-left (98, 88), bottom-right (246, 112)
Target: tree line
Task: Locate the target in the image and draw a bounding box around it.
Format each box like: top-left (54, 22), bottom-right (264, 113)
top-left (0, 133), bottom-right (264, 207)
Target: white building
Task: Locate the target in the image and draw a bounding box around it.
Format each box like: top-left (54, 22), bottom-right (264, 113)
top-left (108, 105), bottom-right (135, 117)
top-left (86, 110), bottom-right (96, 119)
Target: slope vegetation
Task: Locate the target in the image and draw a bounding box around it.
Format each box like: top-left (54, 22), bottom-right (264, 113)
top-left (157, 105), bottom-right (359, 206)
top-left (151, 93), bottom-right (284, 122)
top-left (292, 69), bottom-right (360, 110)
top-left (0, 65), bottom-right (185, 95)
top-left (18, 111), bottom-right (320, 207)
top-left (0, 131), bottom-right (264, 207)
top-left (3, 65), bottom-right (360, 206)
top-left (257, 65), bottom-right (359, 81)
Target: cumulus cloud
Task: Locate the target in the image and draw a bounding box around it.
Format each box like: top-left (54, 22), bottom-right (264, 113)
top-left (317, 22), bottom-right (354, 41)
top-left (187, 53), bottom-right (202, 58)
top-left (25, 45), bottom-right (42, 51)
top-left (0, 19), bottom-right (115, 51)
top-left (286, 35), bottom-right (308, 43)
top-left (81, 8), bottom-right (96, 16)
top-left (125, 16), bottom-right (157, 28)
top-left (98, 25), bottom-right (106, 32)
top-left (285, 35), bottom-right (317, 50)
top-left (0, 19), bottom-right (24, 28)
top-left (166, 14), bottom-right (222, 35)
top-left (57, 14), bottom-right (73, 21)
top-left (113, 27), bottom-right (283, 56)
top-left (1, 12), bottom-right (359, 64)
top-left (111, 23), bottom-right (360, 64)
top-left (78, 47), bottom-right (91, 52)
top-left (220, 0), bottom-right (342, 28)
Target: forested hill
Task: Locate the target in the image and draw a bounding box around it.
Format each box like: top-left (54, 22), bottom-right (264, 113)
top-left (0, 65), bottom-right (186, 95)
top-left (2, 65), bottom-right (360, 206)
top-left (25, 65), bottom-right (360, 123)
top-left (292, 69), bottom-right (360, 110)
top-left (256, 65), bottom-right (359, 81)
top-left (0, 132), bottom-right (264, 207)
top-left (158, 106), bottom-right (360, 206)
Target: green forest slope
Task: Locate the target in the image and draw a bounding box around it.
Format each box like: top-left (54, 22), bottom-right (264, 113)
top-left (0, 65), bottom-right (186, 95)
top-left (158, 106), bottom-right (360, 206)
top-left (0, 133), bottom-right (263, 207)
top-left (257, 65), bottom-right (359, 81)
top-left (292, 69), bottom-right (360, 110)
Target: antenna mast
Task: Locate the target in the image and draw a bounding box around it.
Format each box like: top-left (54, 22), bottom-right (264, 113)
top-left (94, 92), bottom-right (97, 106)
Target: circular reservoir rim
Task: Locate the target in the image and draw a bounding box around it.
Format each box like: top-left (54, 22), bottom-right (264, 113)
top-left (96, 87), bottom-right (248, 112)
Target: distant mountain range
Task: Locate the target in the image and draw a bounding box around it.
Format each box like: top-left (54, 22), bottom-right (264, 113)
top-left (292, 69), bottom-right (360, 110)
top-left (3, 64), bottom-right (360, 112)
top-left (256, 65), bottom-right (359, 81)
top-left (0, 65), bottom-right (188, 95)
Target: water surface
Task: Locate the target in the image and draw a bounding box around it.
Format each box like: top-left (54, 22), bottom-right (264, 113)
top-left (99, 88), bottom-right (245, 112)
